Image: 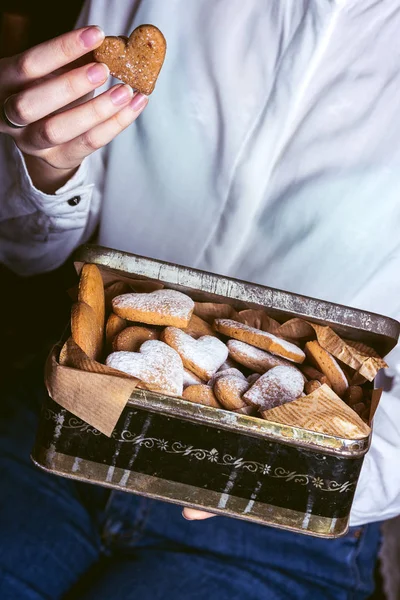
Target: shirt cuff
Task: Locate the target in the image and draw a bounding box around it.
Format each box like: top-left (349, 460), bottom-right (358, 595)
top-left (13, 141), bottom-right (94, 217)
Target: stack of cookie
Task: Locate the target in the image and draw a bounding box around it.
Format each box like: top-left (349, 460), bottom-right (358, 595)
top-left (70, 264), bottom-right (383, 435)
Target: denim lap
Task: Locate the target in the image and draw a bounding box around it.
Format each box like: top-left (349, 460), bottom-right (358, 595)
top-left (0, 373), bottom-right (381, 599)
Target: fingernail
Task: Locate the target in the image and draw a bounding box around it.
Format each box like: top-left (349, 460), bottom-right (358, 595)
top-left (80, 26), bottom-right (105, 49)
top-left (87, 63), bottom-right (109, 84)
top-left (111, 84), bottom-right (133, 106)
top-left (130, 93), bottom-right (148, 112)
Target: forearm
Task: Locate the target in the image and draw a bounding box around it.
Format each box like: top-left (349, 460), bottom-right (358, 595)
top-left (0, 134), bottom-right (102, 276)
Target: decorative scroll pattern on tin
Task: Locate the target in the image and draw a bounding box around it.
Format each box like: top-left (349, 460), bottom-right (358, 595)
top-left (43, 409), bottom-right (356, 493)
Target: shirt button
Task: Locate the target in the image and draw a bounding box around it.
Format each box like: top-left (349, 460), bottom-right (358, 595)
top-left (67, 196), bottom-right (81, 206)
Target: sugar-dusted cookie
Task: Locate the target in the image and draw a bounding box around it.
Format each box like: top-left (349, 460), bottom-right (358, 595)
top-left (182, 384), bottom-right (222, 408)
top-left (215, 319), bottom-right (305, 364)
top-left (112, 289), bottom-right (194, 327)
top-left (78, 264), bottom-right (105, 336)
top-left (71, 301), bottom-right (103, 361)
top-left (227, 339), bottom-right (295, 374)
top-left (214, 375), bottom-right (250, 411)
top-left (161, 327), bottom-right (228, 381)
top-left (183, 368), bottom-right (203, 388)
top-left (305, 341), bottom-right (348, 397)
top-left (94, 25), bottom-right (166, 95)
top-left (208, 367), bottom-right (247, 387)
top-left (243, 365), bottom-right (304, 410)
top-left (112, 325), bottom-right (159, 352)
top-left (106, 340), bottom-right (183, 396)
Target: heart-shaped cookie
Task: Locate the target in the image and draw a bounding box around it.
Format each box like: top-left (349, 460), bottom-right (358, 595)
top-left (112, 289), bottom-right (194, 327)
top-left (243, 365), bottom-right (304, 410)
top-left (94, 25), bottom-right (166, 95)
top-left (106, 340), bottom-right (183, 396)
top-left (161, 327), bottom-right (228, 381)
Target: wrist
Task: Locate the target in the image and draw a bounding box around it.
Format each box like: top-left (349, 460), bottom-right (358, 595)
top-left (23, 154), bottom-right (79, 194)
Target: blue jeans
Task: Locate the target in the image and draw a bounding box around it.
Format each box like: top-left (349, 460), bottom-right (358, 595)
top-left (0, 365), bottom-right (380, 600)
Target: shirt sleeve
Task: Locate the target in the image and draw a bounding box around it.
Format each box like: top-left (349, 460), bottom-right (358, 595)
top-left (0, 134), bottom-right (104, 276)
top-left (350, 344), bottom-right (400, 526)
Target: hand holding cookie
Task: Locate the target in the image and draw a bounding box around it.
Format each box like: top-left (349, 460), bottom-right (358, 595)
top-left (0, 26), bottom-right (155, 192)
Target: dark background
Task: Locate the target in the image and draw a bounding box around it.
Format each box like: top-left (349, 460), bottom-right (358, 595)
top-left (0, 1), bottom-right (84, 383)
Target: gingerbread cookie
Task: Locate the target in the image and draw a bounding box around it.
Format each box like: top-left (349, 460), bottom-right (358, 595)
top-left (105, 313), bottom-right (127, 350)
top-left (161, 327), bottom-right (228, 381)
top-left (304, 380), bottom-right (322, 395)
top-left (78, 264), bottom-right (105, 336)
top-left (344, 385), bottom-right (364, 406)
top-left (112, 289), bottom-right (194, 327)
top-left (305, 341), bottom-right (348, 397)
top-left (183, 368), bottom-right (203, 388)
top-left (94, 25), bottom-right (166, 95)
top-left (243, 365), bottom-right (304, 410)
top-left (215, 319), bottom-right (305, 363)
top-left (214, 375), bottom-right (250, 411)
top-left (112, 325), bottom-right (158, 352)
top-left (181, 314), bottom-right (217, 339)
top-left (182, 385), bottom-right (222, 408)
top-left (227, 339), bottom-right (295, 374)
top-left (300, 365), bottom-right (332, 387)
top-left (208, 368), bottom-right (246, 387)
top-left (106, 340), bottom-right (183, 396)
top-left (71, 301), bottom-right (103, 361)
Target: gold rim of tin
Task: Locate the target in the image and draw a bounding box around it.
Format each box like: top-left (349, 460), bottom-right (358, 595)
top-left (73, 244), bottom-right (400, 345)
top-left (127, 388), bottom-right (370, 457)
top-left (31, 450), bottom-right (350, 539)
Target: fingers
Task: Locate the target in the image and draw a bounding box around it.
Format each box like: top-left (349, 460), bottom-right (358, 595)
top-left (27, 84), bottom-right (134, 150)
top-left (4, 62), bottom-right (110, 128)
top-left (2, 26), bottom-right (105, 89)
top-left (41, 93), bottom-right (148, 169)
top-left (182, 508), bottom-right (217, 521)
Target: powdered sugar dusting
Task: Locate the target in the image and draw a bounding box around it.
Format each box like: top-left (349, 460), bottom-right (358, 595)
top-left (113, 289), bottom-right (194, 318)
top-left (227, 340), bottom-right (293, 368)
top-left (244, 365), bottom-right (304, 410)
top-left (106, 340), bottom-right (184, 395)
top-left (164, 327), bottom-right (228, 379)
top-left (208, 368), bottom-right (246, 387)
top-left (216, 319), bottom-right (305, 361)
top-left (183, 368), bottom-right (202, 388)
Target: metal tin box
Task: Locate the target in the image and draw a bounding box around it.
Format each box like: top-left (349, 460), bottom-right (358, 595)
top-left (32, 245), bottom-right (400, 538)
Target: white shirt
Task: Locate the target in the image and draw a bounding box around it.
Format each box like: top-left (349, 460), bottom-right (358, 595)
top-left (1, 0), bottom-right (399, 526)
